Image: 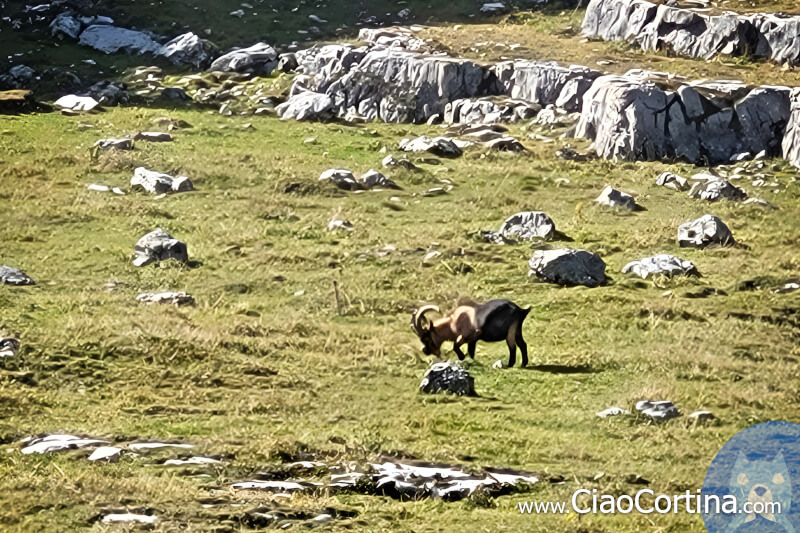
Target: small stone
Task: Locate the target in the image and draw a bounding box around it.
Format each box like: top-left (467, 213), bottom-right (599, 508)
top-left (131, 168), bottom-right (193, 194)
top-left (399, 136), bottom-right (462, 158)
top-left (635, 400), bottom-right (680, 422)
top-left (133, 229), bottom-right (188, 267)
top-left (360, 169), bottom-right (400, 190)
top-left (595, 185), bottom-right (637, 209)
top-left (0, 266), bottom-right (34, 286)
top-left (655, 171), bottom-right (689, 191)
top-left (88, 446), bottom-right (124, 462)
top-left (422, 250), bottom-right (442, 266)
top-left (0, 338), bottom-right (20, 358)
top-left (94, 137), bottom-right (132, 150)
top-left (596, 407), bottom-right (631, 418)
top-left (420, 362), bottom-right (475, 396)
top-left (136, 292), bottom-right (194, 305)
top-left (688, 411), bottom-right (716, 424)
top-left (318, 169), bottom-right (360, 191)
top-left (133, 132), bottom-right (173, 142)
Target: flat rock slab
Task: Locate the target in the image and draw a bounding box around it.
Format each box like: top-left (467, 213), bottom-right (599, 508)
top-left (133, 229), bottom-right (188, 267)
top-left (678, 214), bottom-right (735, 248)
top-left (131, 167), bottom-right (193, 194)
top-left (101, 513), bottom-right (158, 525)
top-left (136, 292), bottom-right (194, 305)
top-left (88, 446), bottom-right (124, 462)
top-left (78, 25), bottom-right (162, 55)
top-left (622, 254), bottom-right (698, 279)
top-left (399, 136), bottom-right (462, 158)
top-left (420, 362), bottom-right (474, 396)
top-left (21, 434), bottom-right (109, 454)
top-left (635, 400), bottom-right (680, 422)
top-left (0, 266), bottom-right (34, 285)
top-left (528, 249), bottom-right (606, 287)
top-left (595, 185), bottom-right (637, 209)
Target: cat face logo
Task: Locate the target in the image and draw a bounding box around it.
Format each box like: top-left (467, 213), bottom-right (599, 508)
top-left (727, 451), bottom-right (795, 532)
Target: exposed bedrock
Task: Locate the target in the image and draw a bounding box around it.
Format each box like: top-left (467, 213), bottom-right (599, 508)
top-left (576, 71), bottom-right (790, 164)
top-left (281, 38), bottom-right (601, 123)
top-left (582, 0), bottom-right (800, 65)
top-left (782, 88), bottom-right (800, 169)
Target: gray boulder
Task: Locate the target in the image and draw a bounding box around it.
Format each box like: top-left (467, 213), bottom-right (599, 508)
top-left (677, 215), bottom-right (735, 248)
top-left (209, 43), bottom-right (277, 75)
top-left (595, 185), bottom-right (637, 209)
top-left (50, 13), bottom-right (82, 39)
top-left (688, 176), bottom-right (747, 202)
top-left (133, 229), bottom-right (188, 267)
top-left (156, 32), bottom-right (215, 68)
top-left (528, 249), bottom-right (606, 287)
top-left (635, 400), bottom-right (680, 422)
top-left (622, 254), bottom-right (698, 279)
top-left (87, 81), bottom-right (129, 106)
top-left (0, 266), bottom-right (34, 286)
top-left (498, 211), bottom-right (556, 242)
top-left (131, 168), bottom-right (193, 194)
top-left (276, 91), bottom-right (335, 121)
top-left (399, 136), bottom-right (462, 157)
top-left (420, 362), bottom-right (475, 396)
top-left (78, 25), bottom-right (162, 55)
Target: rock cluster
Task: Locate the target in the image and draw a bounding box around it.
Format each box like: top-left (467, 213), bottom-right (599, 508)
top-left (583, 0), bottom-right (800, 66)
top-left (0, 338), bottom-right (20, 358)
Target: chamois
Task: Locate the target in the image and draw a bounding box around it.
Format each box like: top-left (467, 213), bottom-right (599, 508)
top-left (411, 299), bottom-right (531, 368)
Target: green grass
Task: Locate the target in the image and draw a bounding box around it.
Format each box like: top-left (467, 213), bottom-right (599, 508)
top-left (1, 104), bottom-right (799, 531)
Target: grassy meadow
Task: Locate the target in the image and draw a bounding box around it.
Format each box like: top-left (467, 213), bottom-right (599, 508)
top-left (1, 102), bottom-right (799, 531)
top-left (2, 1), bottom-right (800, 531)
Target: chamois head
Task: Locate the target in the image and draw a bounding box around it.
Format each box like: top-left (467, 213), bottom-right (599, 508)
top-left (410, 304), bottom-right (441, 356)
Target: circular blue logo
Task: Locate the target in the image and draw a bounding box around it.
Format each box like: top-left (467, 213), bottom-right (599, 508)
top-left (703, 421), bottom-right (800, 533)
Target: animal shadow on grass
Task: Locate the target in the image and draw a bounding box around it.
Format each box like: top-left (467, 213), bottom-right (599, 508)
top-left (523, 363), bottom-right (598, 374)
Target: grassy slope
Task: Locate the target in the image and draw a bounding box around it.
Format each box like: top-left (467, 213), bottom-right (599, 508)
top-left (1, 103), bottom-right (799, 531)
top-left (2, 1), bottom-right (800, 531)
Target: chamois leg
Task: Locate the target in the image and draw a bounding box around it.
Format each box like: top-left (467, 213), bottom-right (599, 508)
top-left (468, 341), bottom-right (476, 359)
top-left (516, 327), bottom-right (528, 368)
top-left (505, 321), bottom-right (519, 368)
top-left (453, 341), bottom-right (466, 361)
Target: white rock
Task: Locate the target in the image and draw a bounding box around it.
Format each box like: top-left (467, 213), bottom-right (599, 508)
top-left (136, 292), bottom-right (194, 305)
top-left (622, 254), bottom-right (698, 279)
top-left (53, 95), bottom-right (100, 112)
top-left (102, 514), bottom-right (158, 525)
top-left (21, 434), bottom-right (109, 454)
top-left (88, 446), bottom-right (124, 462)
top-left (596, 407), bottom-right (631, 418)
